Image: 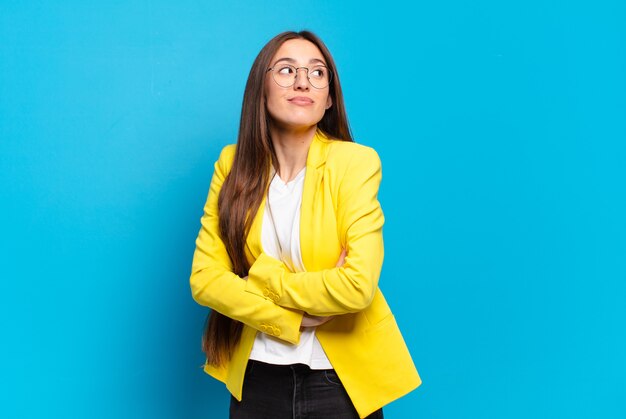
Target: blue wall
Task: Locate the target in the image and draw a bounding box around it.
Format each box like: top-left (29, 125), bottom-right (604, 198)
top-left (1, 1), bottom-right (625, 418)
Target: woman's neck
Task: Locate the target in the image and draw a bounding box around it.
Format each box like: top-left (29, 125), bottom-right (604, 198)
top-left (270, 125), bottom-right (317, 183)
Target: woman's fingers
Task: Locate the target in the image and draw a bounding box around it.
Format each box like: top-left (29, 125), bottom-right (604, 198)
top-left (335, 248), bottom-right (347, 267)
top-left (300, 315), bottom-right (335, 328)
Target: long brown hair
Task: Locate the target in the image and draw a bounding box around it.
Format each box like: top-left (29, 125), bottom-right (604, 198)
top-left (202, 30), bottom-right (353, 366)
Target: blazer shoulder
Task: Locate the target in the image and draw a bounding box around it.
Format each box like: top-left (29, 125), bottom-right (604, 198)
top-left (215, 144), bottom-right (237, 174)
top-left (326, 140), bottom-right (381, 169)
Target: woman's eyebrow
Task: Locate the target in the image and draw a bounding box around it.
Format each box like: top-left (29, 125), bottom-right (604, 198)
top-left (273, 57), bottom-right (328, 66)
top-left (274, 57), bottom-right (297, 64)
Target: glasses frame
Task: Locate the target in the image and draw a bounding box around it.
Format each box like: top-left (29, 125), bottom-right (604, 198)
top-left (266, 64), bottom-right (333, 89)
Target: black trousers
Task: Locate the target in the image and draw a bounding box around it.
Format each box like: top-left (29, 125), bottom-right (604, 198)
top-left (229, 360), bottom-right (384, 419)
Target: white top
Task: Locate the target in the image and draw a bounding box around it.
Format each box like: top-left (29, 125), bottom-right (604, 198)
top-left (248, 167), bottom-right (333, 369)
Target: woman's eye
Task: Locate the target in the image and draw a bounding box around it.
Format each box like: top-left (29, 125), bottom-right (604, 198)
top-left (310, 68), bottom-right (326, 78)
top-left (278, 66), bottom-right (294, 75)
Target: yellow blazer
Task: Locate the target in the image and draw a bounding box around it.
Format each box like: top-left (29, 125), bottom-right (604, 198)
top-left (190, 130), bottom-right (421, 418)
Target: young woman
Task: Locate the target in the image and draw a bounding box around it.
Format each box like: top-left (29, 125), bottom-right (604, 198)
top-left (190, 30), bottom-right (421, 418)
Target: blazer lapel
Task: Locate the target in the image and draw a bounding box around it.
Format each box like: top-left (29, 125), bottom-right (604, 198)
top-left (300, 130), bottom-right (330, 271)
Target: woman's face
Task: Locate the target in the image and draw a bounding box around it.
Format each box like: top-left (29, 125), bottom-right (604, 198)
top-left (264, 39), bottom-right (332, 131)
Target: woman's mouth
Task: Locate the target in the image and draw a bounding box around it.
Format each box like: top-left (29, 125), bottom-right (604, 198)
top-left (288, 96), bottom-right (314, 106)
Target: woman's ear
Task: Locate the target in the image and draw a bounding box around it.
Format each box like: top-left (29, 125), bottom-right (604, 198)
top-left (326, 95), bottom-right (332, 110)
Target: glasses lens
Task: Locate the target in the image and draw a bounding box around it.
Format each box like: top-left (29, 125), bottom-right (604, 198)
top-left (308, 66), bottom-right (332, 89)
top-left (272, 64), bottom-right (297, 87)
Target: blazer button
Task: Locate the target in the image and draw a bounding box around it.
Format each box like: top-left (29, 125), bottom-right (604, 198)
top-left (263, 289), bottom-right (269, 297)
top-left (260, 324), bottom-right (267, 332)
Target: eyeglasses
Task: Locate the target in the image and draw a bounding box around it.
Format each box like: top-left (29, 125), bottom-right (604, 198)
top-left (267, 64), bottom-right (333, 89)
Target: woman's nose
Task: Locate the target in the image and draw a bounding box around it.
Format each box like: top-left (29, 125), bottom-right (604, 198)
top-left (293, 68), bottom-right (310, 90)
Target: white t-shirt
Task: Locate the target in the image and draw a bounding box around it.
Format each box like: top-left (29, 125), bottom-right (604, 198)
top-left (248, 167), bottom-right (333, 369)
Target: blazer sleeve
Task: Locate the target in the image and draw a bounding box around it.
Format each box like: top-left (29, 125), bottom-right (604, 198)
top-left (190, 145), bottom-right (304, 344)
top-left (245, 146), bottom-right (385, 316)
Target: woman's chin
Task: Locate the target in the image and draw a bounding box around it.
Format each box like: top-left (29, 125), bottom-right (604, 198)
top-left (273, 118), bottom-right (322, 132)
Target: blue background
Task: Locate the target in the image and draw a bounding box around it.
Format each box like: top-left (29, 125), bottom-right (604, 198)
top-left (1, 1), bottom-right (625, 418)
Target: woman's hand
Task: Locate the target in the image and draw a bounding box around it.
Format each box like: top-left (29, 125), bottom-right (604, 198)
top-left (300, 314), bottom-right (334, 328)
top-left (335, 248), bottom-right (346, 267)
top-left (300, 248), bottom-right (346, 329)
